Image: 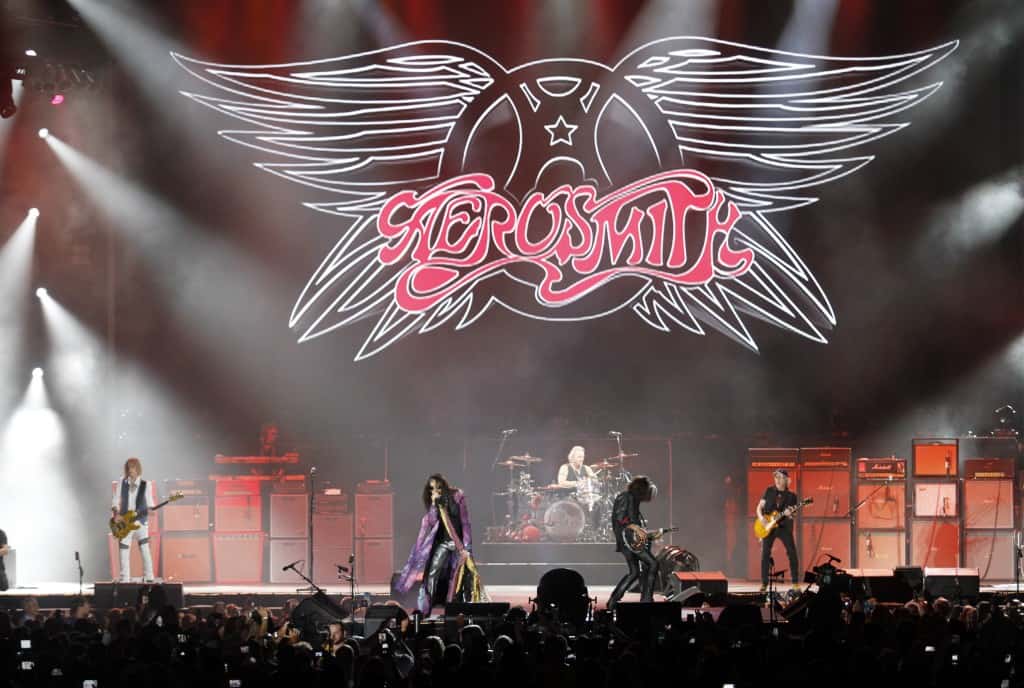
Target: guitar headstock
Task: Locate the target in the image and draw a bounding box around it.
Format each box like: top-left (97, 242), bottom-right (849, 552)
top-left (169, 491), bottom-right (185, 502)
top-left (802, 497), bottom-right (814, 506)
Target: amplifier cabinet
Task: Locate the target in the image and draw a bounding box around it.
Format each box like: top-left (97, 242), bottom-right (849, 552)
top-left (964, 531), bottom-right (1016, 581)
top-left (800, 468), bottom-right (851, 518)
top-left (910, 520), bottom-right (960, 568)
top-left (313, 512), bottom-right (354, 550)
top-left (314, 546), bottom-right (355, 586)
top-left (800, 519), bottom-right (851, 570)
top-left (214, 495), bottom-right (263, 532)
top-left (355, 494), bottom-right (394, 539)
top-left (162, 532), bottom-right (212, 583)
top-left (213, 532), bottom-right (265, 584)
top-left (913, 482), bottom-right (958, 518)
top-left (913, 440), bottom-right (958, 477)
top-left (856, 483), bottom-right (905, 529)
top-left (162, 496), bottom-right (211, 532)
top-left (269, 539), bottom-right (310, 583)
top-left (108, 532), bottom-right (161, 581)
top-left (356, 538), bottom-right (394, 584)
top-left (270, 493), bottom-right (310, 538)
top-left (963, 479), bottom-right (1014, 529)
top-left (856, 530), bottom-right (905, 567)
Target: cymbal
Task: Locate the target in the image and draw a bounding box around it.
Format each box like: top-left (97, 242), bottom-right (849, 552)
top-left (509, 454), bottom-right (543, 463)
top-left (537, 485), bottom-right (574, 493)
top-left (599, 452), bottom-right (639, 462)
top-left (591, 461), bottom-right (619, 470)
top-left (496, 459), bottom-right (525, 468)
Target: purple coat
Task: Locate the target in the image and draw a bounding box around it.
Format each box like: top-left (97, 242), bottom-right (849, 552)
top-left (395, 489), bottom-right (473, 599)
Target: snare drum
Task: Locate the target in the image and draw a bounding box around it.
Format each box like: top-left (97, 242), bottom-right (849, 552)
top-left (575, 476), bottom-right (602, 508)
top-left (543, 499), bottom-right (586, 541)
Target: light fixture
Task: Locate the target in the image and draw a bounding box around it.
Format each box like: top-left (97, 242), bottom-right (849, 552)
top-left (38, 128), bottom-right (49, 139)
top-left (32, 367), bottom-right (44, 379)
top-left (25, 50), bottom-right (37, 57)
top-left (28, 208), bottom-right (40, 218)
top-left (36, 287), bottom-right (48, 299)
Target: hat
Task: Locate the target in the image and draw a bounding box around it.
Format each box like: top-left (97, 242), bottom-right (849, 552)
top-left (773, 468), bottom-right (790, 478)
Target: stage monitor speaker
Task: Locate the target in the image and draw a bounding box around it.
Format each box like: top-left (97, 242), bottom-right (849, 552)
top-left (355, 493), bottom-right (393, 538)
top-left (911, 520), bottom-right (959, 568)
top-left (964, 479), bottom-right (1014, 529)
top-left (856, 483), bottom-right (905, 529)
top-left (213, 532), bottom-right (265, 584)
top-left (292, 591), bottom-right (347, 643)
top-left (924, 567), bottom-right (980, 602)
top-left (716, 603), bottom-right (763, 629)
top-left (800, 519), bottom-right (851, 571)
top-left (914, 483), bottom-right (958, 518)
top-left (856, 530), bottom-right (905, 567)
top-left (614, 601), bottom-right (681, 638)
top-left (913, 441), bottom-right (958, 477)
top-left (94, 582), bottom-right (184, 610)
top-left (270, 493), bottom-right (309, 539)
top-left (161, 496), bottom-right (211, 532)
top-left (846, 568), bottom-right (915, 602)
top-left (800, 467), bottom-right (851, 518)
top-left (894, 566), bottom-right (924, 594)
top-left (162, 532), bottom-right (212, 583)
top-left (444, 602), bottom-right (511, 637)
top-left (964, 531), bottom-right (1015, 581)
top-left (665, 571), bottom-right (728, 603)
top-left (364, 603), bottom-right (410, 637)
top-left (269, 539), bottom-right (310, 583)
top-left (356, 538), bottom-right (393, 584)
top-left (108, 532), bottom-right (162, 581)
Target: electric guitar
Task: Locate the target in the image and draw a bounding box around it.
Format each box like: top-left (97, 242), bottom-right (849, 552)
top-left (623, 524), bottom-right (679, 553)
top-left (109, 492), bottom-right (184, 540)
top-left (753, 497), bottom-right (813, 540)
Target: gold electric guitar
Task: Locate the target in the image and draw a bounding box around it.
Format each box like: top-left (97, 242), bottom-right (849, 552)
top-left (623, 524), bottom-right (679, 553)
top-left (753, 497), bottom-right (813, 540)
top-left (109, 492), bottom-right (184, 540)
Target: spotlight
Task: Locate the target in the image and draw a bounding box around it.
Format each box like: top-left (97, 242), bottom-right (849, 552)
top-left (36, 287), bottom-right (48, 299)
top-left (26, 49), bottom-right (37, 57)
top-left (38, 128), bottom-right (49, 139)
top-left (50, 94), bottom-right (64, 105)
top-left (28, 207), bottom-right (40, 218)
top-left (32, 367), bottom-right (44, 379)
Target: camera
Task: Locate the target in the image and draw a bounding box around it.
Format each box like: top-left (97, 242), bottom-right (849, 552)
top-left (229, 680), bottom-right (242, 688)
top-left (83, 681), bottom-right (98, 688)
top-left (177, 633), bottom-right (187, 644)
top-left (20, 639), bottom-right (31, 649)
top-left (20, 661), bottom-right (34, 671)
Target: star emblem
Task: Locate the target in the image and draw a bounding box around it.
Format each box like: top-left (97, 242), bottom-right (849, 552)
top-left (544, 115), bottom-right (578, 146)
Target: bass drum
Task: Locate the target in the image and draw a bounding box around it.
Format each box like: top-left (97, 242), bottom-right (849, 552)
top-left (654, 545), bottom-right (701, 593)
top-left (543, 499), bottom-right (586, 542)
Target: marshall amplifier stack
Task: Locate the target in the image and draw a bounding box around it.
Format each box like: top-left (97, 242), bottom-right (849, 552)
top-left (855, 458), bottom-right (906, 568)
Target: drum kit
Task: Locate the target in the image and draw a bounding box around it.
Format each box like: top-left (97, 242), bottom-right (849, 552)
top-left (490, 451), bottom-right (638, 543)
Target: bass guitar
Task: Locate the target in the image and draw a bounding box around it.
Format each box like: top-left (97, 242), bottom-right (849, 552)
top-left (623, 524), bottom-right (679, 553)
top-left (753, 497), bottom-right (813, 540)
top-left (109, 492), bottom-right (184, 540)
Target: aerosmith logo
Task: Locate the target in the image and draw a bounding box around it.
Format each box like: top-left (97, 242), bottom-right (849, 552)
top-left (174, 38), bottom-right (956, 360)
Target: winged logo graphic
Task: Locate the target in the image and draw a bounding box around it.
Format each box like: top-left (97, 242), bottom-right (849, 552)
top-left (173, 37), bottom-right (957, 360)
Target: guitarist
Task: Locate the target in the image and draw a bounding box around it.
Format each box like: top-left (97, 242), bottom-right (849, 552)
top-left (756, 469), bottom-right (800, 592)
top-left (110, 457), bottom-right (155, 582)
top-left (607, 475), bottom-right (658, 610)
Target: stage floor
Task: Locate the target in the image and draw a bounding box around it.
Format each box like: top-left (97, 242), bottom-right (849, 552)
top-left (3, 580), bottom-right (1022, 613)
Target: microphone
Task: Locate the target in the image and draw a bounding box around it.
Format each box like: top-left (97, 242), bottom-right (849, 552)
top-left (74, 551), bottom-right (80, 562)
top-left (501, 428), bottom-right (517, 435)
top-left (349, 552), bottom-right (355, 563)
top-left (866, 532), bottom-right (874, 559)
top-left (335, 564), bottom-right (349, 573)
top-left (281, 559), bottom-right (302, 572)
top-left (944, 453), bottom-right (950, 477)
top-left (310, 466), bottom-right (318, 475)
top-left (608, 431), bottom-right (622, 437)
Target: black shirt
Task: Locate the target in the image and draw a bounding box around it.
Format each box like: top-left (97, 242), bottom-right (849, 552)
top-left (761, 487), bottom-right (799, 529)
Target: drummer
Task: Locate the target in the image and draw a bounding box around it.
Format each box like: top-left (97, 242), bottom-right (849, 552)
top-left (556, 445), bottom-right (598, 488)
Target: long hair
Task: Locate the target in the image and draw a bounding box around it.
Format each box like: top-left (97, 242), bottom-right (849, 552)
top-left (627, 475), bottom-right (656, 502)
top-left (422, 473), bottom-right (452, 510)
top-left (123, 457), bottom-right (142, 478)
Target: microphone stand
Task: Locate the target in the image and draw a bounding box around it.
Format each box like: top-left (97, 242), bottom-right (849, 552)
top-left (490, 430), bottom-right (515, 536)
top-left (75, 552), bottom-right (84, 597)
top-left (843, 478), bottom-right (895, 565)
top-left (286, 562), bottom-right (326, 595)
top-left (299, 466), bottom-right (317, 594)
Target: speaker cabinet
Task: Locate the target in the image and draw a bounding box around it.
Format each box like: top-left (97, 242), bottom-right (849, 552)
top-left (214, 495), bottom-right (263, 532)
top-left (964, 480), bottom-right (1014, 529)
top-left (355, 494), bottom-right (393, 538)
top-left (911, 520), bottom-right (960, 568)
top-left (162, 496), bottom-right (211, 532)
top-left (313, 513), bottom-right (353, 550)
top-left (314, 546), bottom-right (355, 586)
top-left (107, 532), bottom-right (161, 581)
top-left (964, 531), bottom-right (1015, 581)
top-left (213, 532), bottom-right (265, 584)
top-left (924, 567), bottom-right (979, 601)
top-left (913, 441), bottom-right (957, 477)
top-left (665, 571), bottom-right (728, 600)
top-left (800, 519), bottom-right (851, 570)
top-left (800, 468), bottom-right (851, 518)
top-left (162, 533), bottom-right (212, 583)
top-left (270, 538), bottom-right (310, 583)
top-left (914, 483), bottom-right (958, 518)
top-left (856, 483), bottom-right (905, 529)
top-left (270, 493), bottom-right (310, 539)
top-left (856, 530), bottom-right (905, 567)
top-left (94, 582), bottom-right (183, 609)
top-left (356, 538), bottom-right (393, 584)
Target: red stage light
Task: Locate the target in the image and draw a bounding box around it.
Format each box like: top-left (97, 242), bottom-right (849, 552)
top-left (50, 94), bottom-right (64, 105)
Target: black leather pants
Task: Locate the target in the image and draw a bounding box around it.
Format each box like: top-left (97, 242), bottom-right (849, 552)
top-left (417, 540), bottom-right (455, 614)
top-left (608, 547), bottom-right (657, 608)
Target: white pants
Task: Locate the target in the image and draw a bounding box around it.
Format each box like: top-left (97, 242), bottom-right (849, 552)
top-left (118, 522), bottom-right (154, 582)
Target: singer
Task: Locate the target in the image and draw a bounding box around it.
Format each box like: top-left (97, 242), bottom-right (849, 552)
top-left (394, 474), bottom-right (487, 615)
top-left (756, 469), bottom-right (801, 592)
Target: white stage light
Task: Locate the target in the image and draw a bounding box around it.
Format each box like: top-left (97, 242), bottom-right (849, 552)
top-left (25, 49), bottom-right (37, 57)
top-left (28, 208), bottom-right (39, 218)
top-left (32, 367), bottom-right (43, 378)
top-left (37, 128), bottom-right (49, 139)
top-left (35, 287), bottom-right (48, 299)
